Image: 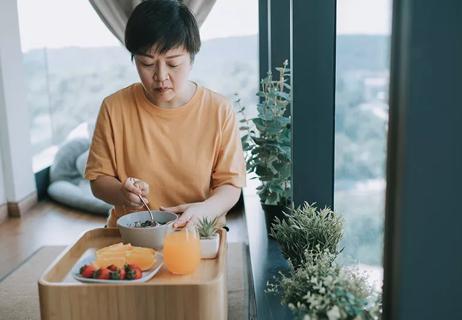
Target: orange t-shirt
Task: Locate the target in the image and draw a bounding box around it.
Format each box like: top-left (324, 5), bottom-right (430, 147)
top-left (85, 83), bottom-right (246, 227)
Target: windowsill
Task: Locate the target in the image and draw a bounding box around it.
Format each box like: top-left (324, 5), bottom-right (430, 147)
top-left (241, 176), bottom-right (292, 319)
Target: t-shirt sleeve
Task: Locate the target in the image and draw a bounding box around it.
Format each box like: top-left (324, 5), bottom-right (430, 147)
top-left (85, 100), bottom-right (117, 181)
top-left (211, 104), bottom-right (247, 189)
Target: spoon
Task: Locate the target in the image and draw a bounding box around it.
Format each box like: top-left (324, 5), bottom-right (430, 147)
top-left (138, 194), bottom-right (155, 221)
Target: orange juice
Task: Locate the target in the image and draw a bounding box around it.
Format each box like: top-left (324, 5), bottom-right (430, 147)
top-left (163, 228), bottom-right (200, 275)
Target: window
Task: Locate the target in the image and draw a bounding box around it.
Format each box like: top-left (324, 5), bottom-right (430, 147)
top-left (334, 0), bottom-right (392, 291)
top-left (192, 0), bottom-right (258, 118)
top-left (18, 0), bottom-right (258, 172)
top-left (18, 0), bottom-right (138, 171)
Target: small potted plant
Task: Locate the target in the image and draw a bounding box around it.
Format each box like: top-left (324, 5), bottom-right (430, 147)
top-left (267, 202), bottom-right (382, 319)
top-left (197, 217), bottom-right (221, 259)
top-left (236, 60), bottom-right (292, 227)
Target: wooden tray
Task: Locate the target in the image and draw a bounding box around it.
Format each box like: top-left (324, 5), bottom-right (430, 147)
top-left (38, 228), bottom-right (227, 320)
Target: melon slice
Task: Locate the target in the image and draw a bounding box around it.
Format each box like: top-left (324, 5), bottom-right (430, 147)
top-left (96, 243), bottom-right (132, 255)
top-left (94, 243), bottom-right (156, 271)
top-left (126, 251), bottom-right (156, 271)
top-left (95, 255), bottom-right (126, 269)
top-left (131, 247), bottom-right (155, 255)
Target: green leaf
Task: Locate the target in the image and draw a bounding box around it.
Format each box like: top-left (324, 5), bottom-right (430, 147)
top-left (237, 61), bottom-right (293, 206)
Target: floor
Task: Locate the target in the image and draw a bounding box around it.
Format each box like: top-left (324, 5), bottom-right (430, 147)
top-left (0, 199), bottom-right (246, 280)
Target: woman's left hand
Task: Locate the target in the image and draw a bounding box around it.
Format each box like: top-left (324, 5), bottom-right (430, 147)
top-left (160, 202), bottom-right (207, 227)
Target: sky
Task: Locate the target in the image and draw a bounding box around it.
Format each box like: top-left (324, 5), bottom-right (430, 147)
top-left (17, 0), bottom-right (392, 52)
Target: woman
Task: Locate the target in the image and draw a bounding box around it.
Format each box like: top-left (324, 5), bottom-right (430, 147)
top-left (85, 0), bottom-right (246, 228)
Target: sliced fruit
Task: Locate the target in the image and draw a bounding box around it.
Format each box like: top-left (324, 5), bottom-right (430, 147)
top-left (131, 246), bottom-right (155, 254)
top-left (110, 268), bottom-right (126, 280)
top-left (107, 264), bottom-right (118, 272)
top-left (93, 268), bottom-right (111, 280)
top-left (103, 242), bottom-right (124, 250)
top-left (79, 264), bottom-right (96, 278)
top-left (96, 243), bottom-right (132, 255)
top-left (94, 243), bottom-right (156, 271)
top-left (125, 251), bottom-right (156, 271)
top-left (125, 264), bottom-right (142, 280)
top-left (94, 255), bottom-right (126, 269)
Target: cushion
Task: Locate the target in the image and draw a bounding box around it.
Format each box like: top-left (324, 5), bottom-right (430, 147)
top-left (47, 136), bottom-right (113, 216)
top-left (48, 180), bottom-right (112, 215)
top-left (49, 138), bottom-right (90, 184)
top-left (75, 150), bottom-right (89, 177)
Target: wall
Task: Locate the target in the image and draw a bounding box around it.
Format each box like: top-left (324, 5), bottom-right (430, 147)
top-left (0, 0), bottom-right (36, 204)
top-left (0, 148), bottom-right (5, 206)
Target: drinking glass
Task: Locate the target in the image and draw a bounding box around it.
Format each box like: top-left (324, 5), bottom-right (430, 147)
top-left (163, 224), bottom-right (200, 275)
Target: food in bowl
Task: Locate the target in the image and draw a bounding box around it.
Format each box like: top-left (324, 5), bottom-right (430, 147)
top-left (129, 219), bottom-right (167, 228)
top-left (117, 210), bottom-right (178, 249)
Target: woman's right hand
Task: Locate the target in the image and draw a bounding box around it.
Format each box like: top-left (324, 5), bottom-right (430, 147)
top-left (120, 177), bottom-right (150, 208)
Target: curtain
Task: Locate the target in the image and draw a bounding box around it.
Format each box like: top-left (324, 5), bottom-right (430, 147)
top-left (89, 0), bottom-right (217, 44)
top-left (182, 0), bottom-right (216, 28)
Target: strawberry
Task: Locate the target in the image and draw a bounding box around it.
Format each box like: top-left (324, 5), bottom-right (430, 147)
top-left (125, 264), bottom-right (142, 280)
top-left (93, 268), bottom-right (111, 280)
top-left (126, 264), bottom-right (142, 274)
top-left (107, 264), bottom-right (118, 272)
top-left (79, 264), bottom-right (96, 278)
top-left (110, 268), bottom-right (126, 280)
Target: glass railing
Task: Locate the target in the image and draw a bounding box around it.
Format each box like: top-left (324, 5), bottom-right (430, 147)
top-left (23, 46), bottom-right (139, 171)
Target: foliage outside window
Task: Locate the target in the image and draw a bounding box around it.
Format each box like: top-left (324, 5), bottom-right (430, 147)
top-left (334, 0), bottom-right (392, 292)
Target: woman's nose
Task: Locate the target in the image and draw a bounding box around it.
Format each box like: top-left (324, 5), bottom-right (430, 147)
top-left (153, 65), bottom-right (168, 82)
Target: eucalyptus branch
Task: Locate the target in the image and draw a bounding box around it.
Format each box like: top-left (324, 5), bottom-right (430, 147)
top-left (235, 61), bottom-right (292, 205)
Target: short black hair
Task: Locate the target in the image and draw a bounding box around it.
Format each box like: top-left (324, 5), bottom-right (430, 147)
top-left (125, 0), bottom-right (201, 61)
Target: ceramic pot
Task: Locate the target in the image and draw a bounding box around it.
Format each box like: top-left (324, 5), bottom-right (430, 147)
top-left (199, 234), bottom-right (220, 259)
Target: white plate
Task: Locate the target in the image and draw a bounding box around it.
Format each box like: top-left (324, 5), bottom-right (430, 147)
top-left (72, 252), bottom-right (163, 284)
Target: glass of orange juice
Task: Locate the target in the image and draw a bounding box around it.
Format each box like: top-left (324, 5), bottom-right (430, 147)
top-left (163, 224), bottom-right (200, 275)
